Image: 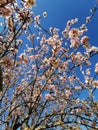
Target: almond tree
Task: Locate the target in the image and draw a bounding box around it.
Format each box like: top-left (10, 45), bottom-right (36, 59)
top-left (0, 0), bottom-right (98, 130)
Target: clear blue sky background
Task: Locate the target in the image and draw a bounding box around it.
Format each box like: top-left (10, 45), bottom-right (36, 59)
top-left (33, 0), bottom-right (98, 47)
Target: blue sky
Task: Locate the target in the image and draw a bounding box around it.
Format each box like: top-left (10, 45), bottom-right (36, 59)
top-left (33, 0), bottom-right (98, 46)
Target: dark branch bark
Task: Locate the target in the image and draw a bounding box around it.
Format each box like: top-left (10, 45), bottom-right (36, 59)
top-left (0, 66), bottom-right (3, 91)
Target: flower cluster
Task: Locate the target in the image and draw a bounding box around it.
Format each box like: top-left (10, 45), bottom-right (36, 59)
top-left (24, 0), bottom-right (36, 8)
top-left (95, 62), bottom-right (98, 73)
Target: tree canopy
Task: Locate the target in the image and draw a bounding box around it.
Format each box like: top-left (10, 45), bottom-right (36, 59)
top-left (0, 0), bottom-right (98, 130)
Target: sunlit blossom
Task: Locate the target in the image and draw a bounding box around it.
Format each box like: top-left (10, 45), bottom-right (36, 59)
top-left (70, 37), bottom-right (80, 48)
top-left (86, 16), bottom-right (91, 23)
top-left (95, 62), bottom-right (98, 73)
top-left (1, 56), bottom-right (13, 68)
top-left (90, 46), bottom-right (98, 52)
top-left (67, 18), bottom-right (78, 27)
top-left (45, 94), bottom-right (54, 100)
top-left (43, 12), bottom-right (47, 17)
top-left (68, 28), bottom-right (81, 39)
top-left (81, 36), bottom-right (90, 48)
top-left (0, 7), bottom-right (11, 17)
top-left (65, 90), bottom-right (71, 98)
top-left (92, 80), bottom-right (98, 88)
top-left (25, 0), bottom-right (36, 8)
top-left (86, 68), bottom-right (91, 75)
top-left (0, 0), bottom-right (15, 6)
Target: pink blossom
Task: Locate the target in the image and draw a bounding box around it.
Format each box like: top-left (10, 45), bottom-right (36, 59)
top-left (75, 52), bottom-right (83, 59)
top-left (86, 69), bottom-right (91, 75)
top-left (68, 75), bottom-right (75, 82)
top-left (0, 0), bottom-right (7, 5)
top-left (85, 60), bottom-right (91, 66)
top-left (71, 54), bottom-right (78, 63)
top-left (92, 80), bottom-right (98, 88)
top-left (70, 37), bottom-right (80, 48)
top-left (85, 77), bottom-right (92, 84)
top-left (68, 28), bottom-right (81, 39)
top-left (40, 35), bottom-right (46, 45)
top-left (62, 29), bottom-right (69, 38)
top-left (25, 0), bottom-right (36, 8)
top-left (1, 56), bottom-right (13, 68)
top-left (48, 85), bottom-right (55, 89)
top-left (45, 94), bottom-right (54, 100)
top-left (86, 16), bottom-right (91, 23)
top-left (95, 62), bottom-right (98, 73)
top-left (67, 18), bottom-right (78, 27)
top-left (81, 36), bottom-right (89, 43)
top-left (19, 54), bottom-right (28, 64)
top-left (89, 46), bottom-right (98, 52)
top-left (76, 108), bottom-right (83, 114)
top-left (81, 36), bottom-right (90, 48)
top-left (65, 90), bottom-right (71, 98)
top-left (0, 0), bottom-right (15, 6)
top-left (23, 57), bottom-right (28, 64)
top-left (0, 7), bottom-right (11, 17)
top-left (47, 37), bottom-right (55, 46)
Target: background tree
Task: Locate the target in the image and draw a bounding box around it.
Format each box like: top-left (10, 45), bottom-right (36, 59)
top-left (0, 0), bottom-right (98, 130)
